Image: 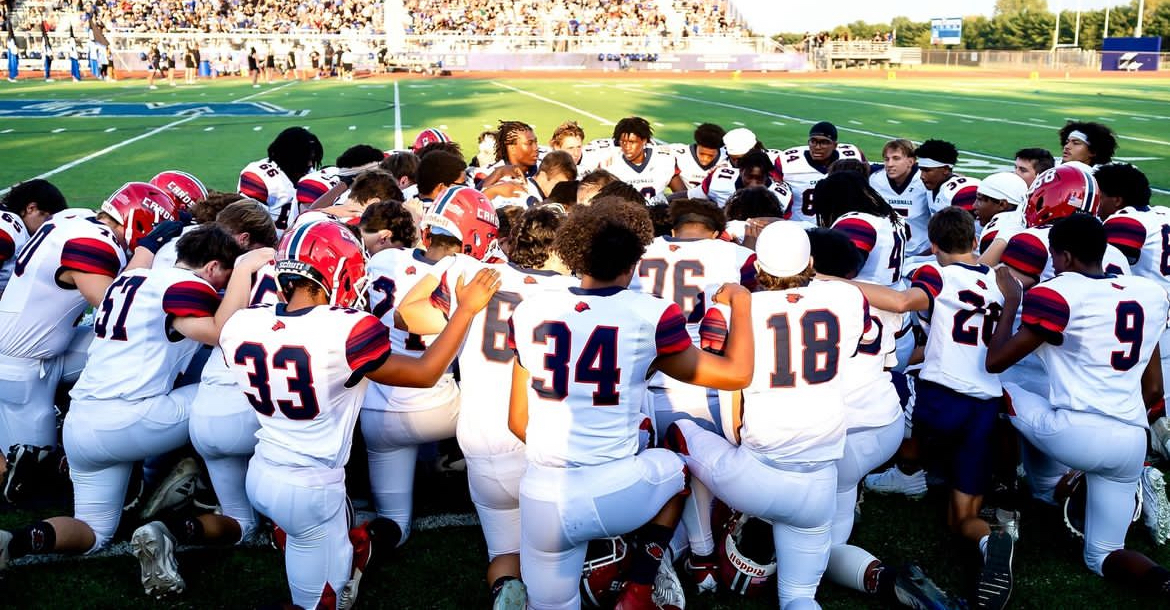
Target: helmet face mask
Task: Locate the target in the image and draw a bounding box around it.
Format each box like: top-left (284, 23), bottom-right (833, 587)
top-left (100, 182), bottom-right (179, 251)
top-left (1025, 165), bottom-right (1100, 228)
top-left (275, 220), bottom-right (368, 308)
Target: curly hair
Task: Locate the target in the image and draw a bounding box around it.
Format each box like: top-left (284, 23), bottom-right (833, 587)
top-left (193, 190), bottom-right (246, 224)
top-left (594, 180), bottom-right (644, 205)
top-left (0, 179), bottom-right (67, 216)
top-left (267, 126), bottom-right (322, 184)
top-left (612, 116), bottom-right (653, 144)
top-left (416, 141), bottom-right (464, 160)
top-left (813, 172), bottom-right (901, 228)
top-left (509, 206), bottom-right (563, 269)
top-left (693, 123), bottom-right (726, 150)
top-left (496, 120), bottom-right (535, 165)
top-left (555, 197), bottom-right (653, 281)
top-left (335, 144), bottom-right (385, 169)
top-left (360, 200), bottom-right (418, 248)
top-left (647, 203), bottom-right (672, 237)
top-left (757, 264), bottom-right (815, 291)
top-left (828, 158), bottom-right (871, 178)
top-left (913, 139), bottom-right (959, 166)
top-left (669, 198), bottom-right (725, 233)
top-left (1059, 121), bottom-right (1117, 165)
top-left (724, 186), bottom-right (782, 221)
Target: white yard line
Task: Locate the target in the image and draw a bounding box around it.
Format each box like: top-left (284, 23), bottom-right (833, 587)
top-left (231, 80), bottom-right (297, 103)
top-left (491, 81), bottom-right (614, 125)
top-left (393, 80), bottom-right (404, 150)
top-left (0, 114), bottom-right (203, 197)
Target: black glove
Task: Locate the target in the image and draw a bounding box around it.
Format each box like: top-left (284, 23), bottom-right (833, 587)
top-left (137, 221), bottom-right (185, 254)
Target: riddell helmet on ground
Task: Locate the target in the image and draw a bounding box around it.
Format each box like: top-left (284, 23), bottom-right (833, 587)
top-left (579, 536), bottom-right (630, 609)
top-left (149, 170), bottom-right (208, 213)
top-left (100, 182), bottom-right (179, 251)
top-left (274, 219), bottom-right (367, 308)
top-left (713, 501), bottom-right (777, 597)
top-left (423, 185), bottom-right (500, 261)
top-left (1024, 164), bottom-right (1100, 228)
top-left (413, 128), bottom-right (451, 153)
top-left (1055, 469), bottom-right (1141, 540)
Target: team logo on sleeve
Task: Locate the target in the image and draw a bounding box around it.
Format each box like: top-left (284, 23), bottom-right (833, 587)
top-left (575, 302), bottom-right (591, 313)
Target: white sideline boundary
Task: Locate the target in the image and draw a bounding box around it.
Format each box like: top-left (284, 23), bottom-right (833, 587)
top-left (611, 85), bottom-right (1170, 196)
top-left (491, 81), bottom-right (614, 126)
top-left (232, 80), bottom-right (298, 103)
top-left (393, 80), bottom-right (404, 150)
top-left (8, 511), bottom-right (480, 566)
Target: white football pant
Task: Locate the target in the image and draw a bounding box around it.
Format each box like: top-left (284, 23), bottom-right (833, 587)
top-left (0, 326), bottom-right (91, 452)
top-left (189, 383), bottom-right (260, 540)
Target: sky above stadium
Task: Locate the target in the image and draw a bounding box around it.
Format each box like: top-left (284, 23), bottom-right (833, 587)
top-left (736, 0), bottom-right (1129, 34)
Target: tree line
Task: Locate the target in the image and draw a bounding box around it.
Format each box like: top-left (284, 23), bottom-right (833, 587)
top-left (776, 0), bottom-right (1170, 50)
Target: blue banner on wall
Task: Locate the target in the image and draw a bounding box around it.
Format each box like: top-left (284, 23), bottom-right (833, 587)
top-left (1101, 37), bottom-right (1162, 71)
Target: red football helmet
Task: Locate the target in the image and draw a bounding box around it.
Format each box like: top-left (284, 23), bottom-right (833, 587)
top-left (1024, 164), bottom-right (1100, 228)
top-left (412, 128), bottom-right (451, 153)
top-left (579, 536), bottom-right (630, 609)
top-left (149, 170), bottom-right (208, 213)
top-left (713, 501), bottom-right (777, 597)
top-left (100, 182), bottom-right (179, 251)
top-left (274, 219), bottom-right (368, 308)
top-left (423, 185), bottom-right (500, 261)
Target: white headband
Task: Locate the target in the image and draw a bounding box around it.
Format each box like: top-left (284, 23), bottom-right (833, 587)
top-left (917, 157), bottom-right (950, 169)
top-left (1067, 130), bottom-right (1090, 146)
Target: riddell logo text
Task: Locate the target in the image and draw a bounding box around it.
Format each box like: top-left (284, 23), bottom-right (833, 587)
top-left (729, 552), bottom-right (766, 577)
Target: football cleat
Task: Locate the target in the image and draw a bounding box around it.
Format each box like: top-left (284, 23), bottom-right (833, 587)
top-left (131, 521), bottom-right (186, 598)
top-left (893, 563), bottom-right (965, 610)
top-left (491, 578), bottom-right (528, 610)
top-left (994, 509), bottom-right (1020, 543)
top-left (3, 444), bottom-right (63, 504)
top-left (683, 556), bottom-right (718, 594)
top-left (1152, 417), bottom-right (1170, 462)
top-left (0, 529), bottom-right (12, 572)
top-left (863, 467), bottom-right (928, 500)
top-left (338, 522), bottom-right (374, 610)
top-left (652, 552), bottom-right (686, 610)
top-left (139, 457), bottom-right (201, 521)
top-left (1141, 465), bottom-right (1170, 545)
top-left (974, 532), bottom-right (1013, 610)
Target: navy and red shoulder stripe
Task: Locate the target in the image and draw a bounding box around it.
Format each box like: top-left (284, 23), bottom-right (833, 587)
top-left (1021, 285), bottom-right (1070, 345)
top-left (60, 237), bottom-right (121, 278)
top-left (1103, 215), bottom-right (1147, 264)
top-left (346, 314), bottom-right (392, 375)
top-left (429, 271), bottom-right (453, 316)
top-left (698, 307), bottom-right (728, 354)
top-left (0, 230), bottom-right (14, 263)
top-left (655, 302), bottom-right (691, 356)
top-left (163, 280), bottom-right (220, 318)
top-left (833, 216), bottom-right (878, 255)
top-left (1002, 233), bottom-right (1047, 279)
top-left (239, 171), bottom-right (269, 202)
top-left (910, 264), bottom-right (944, 300)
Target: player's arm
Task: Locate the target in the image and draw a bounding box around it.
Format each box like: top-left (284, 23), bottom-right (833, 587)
top-left (985, 267), bottom-right (1046, 373)
top-left (174, 248), bottom-right (276, 345)
top-left (654, 283), bottom-right (754, 390)
top-left (66, 271), bottom-right (116, 307)
top-left (1143, 344), bottom-right (1165, 413)
top-left (667, 173), bottom-right (687, 195)
top-left (395, 274), bottom-right (449, 335)
top-left (508, 360), bottom-right (530, 443)
top-left (366, 268), bottom-right (500, 387)
top-left (839, 280), bottom-right (929, 314)
top-left (977, 238), bottom-right (1007, 267)
top-left (57, 237), bottom-right (123, 307)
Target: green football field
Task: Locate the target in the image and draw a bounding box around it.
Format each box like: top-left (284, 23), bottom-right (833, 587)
top-left (1, 75), bottom-right (1169, 205)
top-left (3, 74), bottom-right (1170, 609)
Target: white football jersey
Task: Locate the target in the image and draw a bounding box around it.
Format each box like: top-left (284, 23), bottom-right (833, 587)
top-left (1021, 272), bottom-right (1169, 427)
top-left (928, 175), bottom-right (980, 215)
top-left (364, 247), bottom-right (455, 412)
top-left (668, 143), bottom-right (726, 190)
top-left (630, 236), bottom-right (758, 392)
top-left (0, 210), bottom-right (30, 294)
top-left (1003, 226), bottom-right (1131, 282)
top-left (509, 287), bottom-right (692, 468)
top-left (595, 147), bottom-right (679, 202)
top-left (296, 166), bottom-right (340, 208)
top-left (831, 211), bottom-right (909, 287)
top-left (429, 254), bottom-right (578, 457)
top-left (733, 280), bottom-right (870, 463)
top-left (70, 267), bottom-right (218, 402)
top-left (686, 165), bottom-right (794, 213)
top-left (200, 262), bottom-right (280, 390)
top-left (778, 143), bottom-right (864, 223)
top-left (911, 262), bottom-right (1004, 399)
top-left (1104, 206), bottom-right (1170, 295)
top-left (220, 303), bottom-right (392, 470)
top-left (0, 210), bottom-right (126, 360)
top-left (979, 210), bottom-right (1025, 255)
top-left (835, 293), bottom-right (901, 430)
top-left (238, 158), bottom-right (298, 232)
top-left (869, 167), bottom-right (931, 257)
top-left (151, 224), bottom-right (199, 271)
top-left (577, 138), bottom-right (616, 173)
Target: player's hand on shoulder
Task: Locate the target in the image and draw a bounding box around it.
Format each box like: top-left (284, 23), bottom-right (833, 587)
top-left (994, 265), bottom-right (1023, 301)
top-left (137, 220), bottom-right (185, 254)
top-left (454, 267), bottom-right (502, 313)
top-left (236, 246), bottom-right (275, 273)
top-left (712, 283), bottom-right (750, 306)
top-left (319, 201), bottom-right (365, 220)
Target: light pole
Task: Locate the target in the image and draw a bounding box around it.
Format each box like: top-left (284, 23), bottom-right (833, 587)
top-left (1104, 6), bottom-right (1110, 41)
top-left (1073, 0), bottom-right (1082, 47)
top-left (1136, 0), bottom-right (1146, 37)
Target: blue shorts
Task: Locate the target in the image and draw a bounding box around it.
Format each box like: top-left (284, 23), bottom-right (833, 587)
top-left (913, 378), bottom-right (1000, 496)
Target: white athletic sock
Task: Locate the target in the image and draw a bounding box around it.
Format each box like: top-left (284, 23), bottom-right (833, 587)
top-left (826, 544), bottom-right (880, 593)
top-left (979, 534), bottom-right (990, 560)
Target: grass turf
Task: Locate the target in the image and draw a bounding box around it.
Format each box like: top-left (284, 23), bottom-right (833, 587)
top-left (1, 75), bottom-right (1168, 205)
